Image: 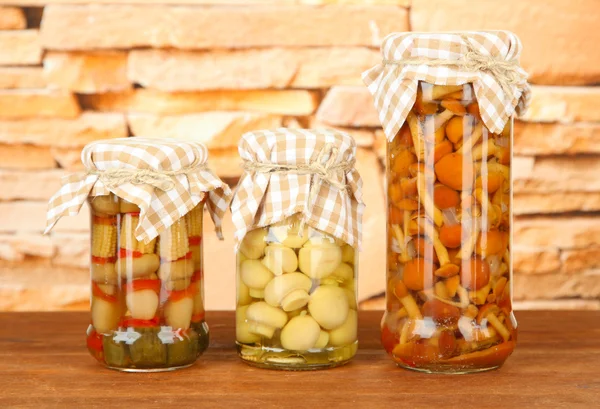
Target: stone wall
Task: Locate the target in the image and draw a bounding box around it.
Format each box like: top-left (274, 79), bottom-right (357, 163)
top-left (0, 0), bottom-right (598, 311)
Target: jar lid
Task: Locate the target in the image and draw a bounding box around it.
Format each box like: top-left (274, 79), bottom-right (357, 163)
top-left (363, 30), bottom-right (531, 138)
top-left (45, 137), bottom-right (231, 242)
top-left (231, 128), bottom-right (364, 250)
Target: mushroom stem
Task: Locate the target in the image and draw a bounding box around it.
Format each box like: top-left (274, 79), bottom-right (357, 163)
top-left (394, 281), bottom-right (423, 320)
top-left (407, 112), bottom-right (425, 159)
top-left (456, 223), bottom-right (480, 260)
top-left (416, 217), bottom-right (450, 266)
top-left (456, 122), bottom-right (484, 154)
top-left (416, 174), bottom-right (444, 227)
top-left (486, 312), bottom-right (511, 341)
top-left (471, 140), bottom-right (498, 161)
top-left (431, 285), bottom-right (470, 309)
top-left (391, 224), bottom-right (411, 262)
top-left (434, 109), bottom-right (455, 130)
top-left (399, 319), bottom-right (411, 344)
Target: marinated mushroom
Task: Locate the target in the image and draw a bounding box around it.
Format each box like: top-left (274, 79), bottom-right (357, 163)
top-left (241, 259), bottom-right (275, 296)
top-left (280, 313), bottom-right (321, 351)
top-left (261, 245), bottom-right (298, 276)
top-left (477, 303), bottom-right (511, 341)
top-left (236, 305), bottom-right (260, 344)
top-left (328, 309), bottom-right (357, 347)
top-left (240, 228), bottom-right (268, 259)
top-left (308, 286), bottom-right (349, 330)
top-left (264, 272), bottom-right (312, 311)
top-left (298, 241), bottom-right (342, 279)
top-left (245, 301), bottom-right (288, 338)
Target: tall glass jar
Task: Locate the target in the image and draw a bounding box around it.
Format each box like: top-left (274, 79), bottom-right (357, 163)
top-left (44, 137), bottom-right (231, 372)
top-left (87, 194), bottom-right (208, 371)
top-left (236, 214), bottom-right (358, 369)
top-left (381, 82), bottom-right (516, 373)
top-left (230, 128), bottom-right (364, 370)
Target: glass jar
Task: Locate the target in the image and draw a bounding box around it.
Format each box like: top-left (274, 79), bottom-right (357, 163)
top-left (86, 193), bottom-right (208, 371)
top-left (381, 83), bottom-right (516, 373)
top-left (236, 214), bottom-right (358, 370)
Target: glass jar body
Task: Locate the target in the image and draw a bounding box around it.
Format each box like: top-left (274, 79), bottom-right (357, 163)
top-left (236, 215), bottom-right (358, 370)
top-left (87, 193), bottom-right (208, 372)
top-left (382, 82), bottom-right (516, 373)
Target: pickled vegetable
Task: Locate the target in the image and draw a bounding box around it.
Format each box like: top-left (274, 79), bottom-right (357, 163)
top-left (87, 195), bottom-right (208, 370)
top-left (236, 214), bottom-right (358, 369)
top-left (384, 83), bottom-right (516, 373)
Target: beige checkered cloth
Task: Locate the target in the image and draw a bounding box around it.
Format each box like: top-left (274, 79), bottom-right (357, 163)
top-left (45, 137), bottom-right (232, 243)
top-left (363, 31), bottom-right (531, 139)
top-left (231, 128), bottom-right (364, 250)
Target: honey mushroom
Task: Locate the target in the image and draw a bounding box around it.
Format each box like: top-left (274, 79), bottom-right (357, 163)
top-left (264, 272), bottom-right (312, 311)
top-left (236, 304), bottom-right (260, 344)
top-left (241, 259), bottom-right (274, 298)
top-left (261, 244), bottom-right (298, 276)
top-left (280, 313), bottom-right (321, 351)
top-left (393, 280), bottom-right (422, 320)
top-left (298, 239), bottom-right (342, 279)
top-left (476, 304), bottom-right (511, 341)
top-left (245, 301), bottom-right (288, 338)
top-left (239, 228), bottom-right (268, 259)
top-left (308, 285), bottom-right (349, 330)
top-left (328, 309), bottom-right (358, 347)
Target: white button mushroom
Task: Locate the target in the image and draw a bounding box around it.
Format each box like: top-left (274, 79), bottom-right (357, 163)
top-left (164, 297), bottom-right (193, 330)
top-left (328, 309), bottom-right (357, 347)
top-left (126, 289), bottom-right (159, 320)
top-left (261, 245), bottom-right (298, 276)
top-left (239, 228), bottom-right (268, 259)
top-left (245, 301), bottom-right (288, 339)
top-left (91, 297), bottom-right (121, 333)
top-left (237, 273), bottom-right (253, 306)
top-left (298, 242), bottom-right (342, 279)
top-left (308, 286), bottom-right (349, 330)
top-left (241, 260), bottom-right (274, 293)
top-left (314, 330), bottom-right (330, 349)
top-left (264, 272), bottom-right (312, 310)
top-left (280, 314), bottom-right (321, 351)
top-left (341, 244), bottom-right (355, 265)
top-left (236, 305), bottom-right (261, 344)
top-left (330, 262), bottom-right (354, 284)
top-left (118, 253), bottom-right (160, 279)
top-left (157, 258), bottom-right (194, 281)
top-left (344, 287), bottom-right (358, 310)
top-left (269, 215), bottom-right (310, 248)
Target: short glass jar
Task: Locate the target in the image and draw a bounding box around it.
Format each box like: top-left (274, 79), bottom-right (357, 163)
top-left (236, 214), bottom-right (358, 370)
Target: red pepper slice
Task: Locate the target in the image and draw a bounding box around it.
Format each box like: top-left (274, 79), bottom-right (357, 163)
top-left (189, 236), bottom-right (202, 246)
top-left (191, 270), bottom-right (202, 283)
top-left (381, 325), bottom-right (399, 354)
top-left (91, 282), bottom-right (118, 303)
top-left (126, 279), bottom-right (161, 293)
top-left (125, 212), bottom-right (140, 217)
top-left (92, 215), bottom-right (117, 225)
top-left (191, 311), bottom-right (206, 323)
top-left (91, 255), bottom-right (117, 264)
top-left (167, 282), bottom-right (197, 302)
top-left (119, 248), bottom-right (143, 258)
top-left (86, 330), bottom-right (104, 352)
top-left (119, 316), bottom-right (160, 328)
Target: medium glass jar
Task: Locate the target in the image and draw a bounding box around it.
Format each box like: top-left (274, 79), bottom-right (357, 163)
top-left (381, 83), bottom-right (516, 373)
top-left (236, 214), bottom-right (358, 370)
top-left (86, 193), bottom-right (208, 371)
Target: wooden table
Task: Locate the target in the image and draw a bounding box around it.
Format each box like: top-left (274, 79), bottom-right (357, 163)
top-left (0, 311), bottom-right (598, 408)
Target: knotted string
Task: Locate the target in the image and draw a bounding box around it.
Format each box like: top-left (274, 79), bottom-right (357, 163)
top-left (382, 34), bottom-right (527, 97)
top-left (87, 165), bottom-right (205, 191)
top-left (242, 143), bottom-right (354, 232)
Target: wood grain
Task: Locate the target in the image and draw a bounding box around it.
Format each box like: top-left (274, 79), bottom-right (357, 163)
top-left (0, 311), bottom-right (598, 408)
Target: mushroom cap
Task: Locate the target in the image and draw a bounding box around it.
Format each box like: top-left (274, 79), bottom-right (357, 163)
top-left (328, 309), bottom-right (358, 347)
top-left (308, 286), bottom-right (349, 330)
top-left (264, 272), bottom-right (312, 307)
top-left (280, 314), bottom-right (321, 351)
top-left (239, 228), bottom-right (268, 259)
top-left (402, 257), bottom-right (435, 291)
top-left (422, 299), bottom-right (461, 324)
top-left (281, 289), bottom-right (310, 312)
top-left (236, 305), bottom-right (260, 344)
top-left (241, 259), bottom-right (274, 290)
top-left (246, 301), bottom-right (288, 329)
top-left (460, 257), bottom-right (491, 290)
top-left (331, 262), bottom-right (354, 283)
top-left (261, 245), bottom-right (298, 276)
top-left (298, 242), bottom-right (342, 279)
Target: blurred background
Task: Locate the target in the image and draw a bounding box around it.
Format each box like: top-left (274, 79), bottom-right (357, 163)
top-left (0, 0), bottom-right (598, 312)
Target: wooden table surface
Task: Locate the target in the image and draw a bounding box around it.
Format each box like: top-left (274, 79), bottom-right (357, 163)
top-left (0, 311), bottom-right (598, 408)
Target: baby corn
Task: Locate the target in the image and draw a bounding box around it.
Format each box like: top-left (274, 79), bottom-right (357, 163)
top-left (159, 219), bottom-right (190, 261)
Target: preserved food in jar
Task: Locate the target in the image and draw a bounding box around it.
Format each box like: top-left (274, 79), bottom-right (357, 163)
top-left (45, 138), bottom-right (231, 371)
top-left (231, 128), bottom-right (364, 370)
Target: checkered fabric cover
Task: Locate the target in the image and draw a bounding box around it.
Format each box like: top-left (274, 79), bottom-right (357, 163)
top-left (363, 30), bottom-right (531, 140)
top-left (45, 137), bottom-right (232, 243)
top-left (231, 128), bottom-right (364, 250)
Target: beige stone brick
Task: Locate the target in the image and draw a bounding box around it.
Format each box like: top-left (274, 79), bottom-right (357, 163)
top-left (0, 169), bottom-right (64, 200)
top-left (51, 232), bottom-right (89, 269)
top-left (128, 48), bottom-right (380, 90)
top-left (0, 233), bottom-right (54, 262)
top-left (0, 7), bottom-right (26, 30)
top-left (44, 51), bottom-right (131, 94)
top-left (0, 112), bottom-right (127, 147)
top-left (513, 216), bottom-right (600, 250)
top-left (514, 156), bottom-right (600, 193)
top-left (374, 130), bottom-right (386, 160)
top-left (0, 0), bottom-right (409, 4)
top-left (0, 282), bottom-right (88, 311)
top-left (128, 112), bottom-right (282, 150)
top-left (51, 147), bottom-right (85, 171)
top-left (0, 90), bottom-right (81, 119)
top-left (514, 193), bottom-right (600, 215)
top-left (0, 67), bottom-right (46, 89)
top-left (522, 86), bottom-right (600, 123)
top-left (0, 144), bottom-right (56, 169)
top-left (410, 0), bottom-right (600, 85)
top-left (207, 148), bottom-right (244, 179)
top-left (41, 5), bottom-right (407, 49)
top-left (514, 121), bottom-right (600, 155)
top-left (81, 89), bottom-right (320, 116)
top-left (309, 119), bottom-right (375, 148)
top-left (514, 272), bottom-right (600, 300)
top-left (514, 299), bottom-right (600, 311)
top-left (316, 86), bottom-right (380, 127)
top-left (513, 247), bottom-right (561, 275)
top-left (0, 30), bottom-right (41, 65)
top-left (0, 201), bottom-right (89, 233)
top-left (562, 247), bottom-right (600, 275)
